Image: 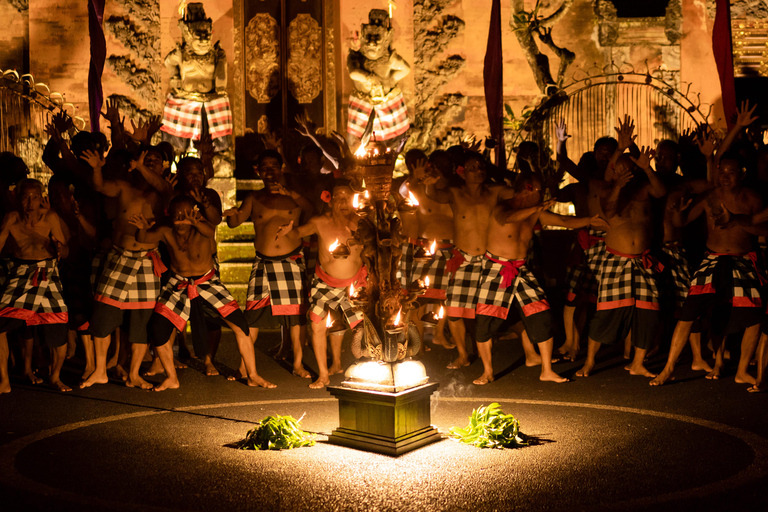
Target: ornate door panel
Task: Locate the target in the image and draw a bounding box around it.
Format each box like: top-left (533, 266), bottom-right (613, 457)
top-left (233, 0), bottom-right (336, 175)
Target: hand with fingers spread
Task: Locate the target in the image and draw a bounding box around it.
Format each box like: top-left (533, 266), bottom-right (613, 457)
top-left (630, 145), bottom-right (655, 172)
top-left (130, 118), bottom-right (150, 143)
top-left (615, 114), bottom-right (637, 151)
top-left (146, 116), bottom-right (163, 140)
top-left (131, 151), bottom-right (148, 172)
top-left (81, 149), bottom-right (106, 170)
top-left (294, 112), bottom-right (315, 137)
top-left (275, 220), bottom-right (294, 240)
top-left (589, 215), bottom-right (610, 231)
top-left (101, 98), bottom-right (121, 126)
top-left (412, 157), bottom-right (429, 179)
top-left (696, 127), bottom-right (716, 158)
top-left (667, 195), bottom-right (693, 214)
top-left (613, 165), bottom-right (633, 189)
top-left (262, 130), bottom-right (283, 151)
top-left (222, 207), bottom-right (239, 218)
top-left (555, 119), bottom-right (571, 142)
top-left (735, 99), bottom-right (759, 128)
top-left (164, 173), bottom-right (178, 189)
top-left (129, 213), bottom-right (153, 230)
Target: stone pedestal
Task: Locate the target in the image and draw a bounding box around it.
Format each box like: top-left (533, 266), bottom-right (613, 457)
top-left (327, 382), bottom-right (441, 456)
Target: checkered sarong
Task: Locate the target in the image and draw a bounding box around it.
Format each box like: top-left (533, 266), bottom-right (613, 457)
top-left (413, 240), bottom-right (453, 301)
top-left (661, 242), bottom-right (691, 311)
top-left (246, 249), bottom-right (305, 316)
top-left (308, 265), bottom-right (367, 328)
top-left (398, 239), bottom-right (417, 288)
top-left (303, 236), bottom-right (319, 281)
top-left (476, 253), bottom-right (550, 320)
top-left (154, 269), bottom-right (240, 332)
top-left (94, 247), bottom-right (165, 309)
top-left (686, 252), bottom-right (763, 308)
top-left (596, 248), bottom-right (662, 311)
top-left (347, 89), bottom-right (409, 141)
top-left (445, 250), bottom-right (485, 319)
top-left (565, 228), bottom-right (605, 304)
top-left (160, 95), bottom-right (233, 140)
top-left (0, 258), bottom-right (68, 325)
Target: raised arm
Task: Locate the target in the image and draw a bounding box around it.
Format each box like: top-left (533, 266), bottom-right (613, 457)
top-left (423, 174), bottom-right (453, 204)
top-left (540, 211), bottom-right (609, 231)
top-left (223, 194), bottom-right (254, 228)
top-left (129, 214), bottom-right (163, 245)
top-left (603, 166), bottom-right (632, 219)
top-left (183, 207), bottom-right (215, 239)
top-left (630, 146), bottom-right (667, 198)
top-left (132, 151), bottom-right (173, 194)
top-left (605, 115), bottom-right (637, 182)
top-left (82, 150), bottom-right (122, 197)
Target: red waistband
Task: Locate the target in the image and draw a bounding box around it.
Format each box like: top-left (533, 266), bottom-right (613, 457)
top-left (315, 264), bottom-right (368, 289)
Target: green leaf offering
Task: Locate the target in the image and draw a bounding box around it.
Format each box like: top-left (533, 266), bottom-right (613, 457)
top-left (448, 403), bottom-right (528, 449)
top-left (236, 414), bottom-right (316, 451)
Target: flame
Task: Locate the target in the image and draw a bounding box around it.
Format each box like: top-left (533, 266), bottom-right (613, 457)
top-left (437, 306), bottom-right (444, 319)
top-left (329, 239), bottom-right (340, 252)
top-left (430, 240), bottom-right (437, 254)
top-left (394, 309), bottom-right (401, 326)
top-left (364, 189), bottom-right (370, 200)
top-left (354, 144), bottom-right (367, 158)
top-left (326, 314), bottom-right (333, 328)
top-left (353, 193), bottom-right (359, 209)
top-left (425, 276), bottom-right (430, 287)
top-left (349, 282), bottom-right (355, 297)
top-left (373, 148), bottom-right (379, 156)
top-left (407, 191), bottom-right (419, 206)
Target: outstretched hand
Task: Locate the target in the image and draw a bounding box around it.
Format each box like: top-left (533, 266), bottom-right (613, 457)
top-left (555, 119), bottom-right (570, 142)
top-left (262, 130), bottom-right (283, 152)
top-left (275, 220), bottom-right (294, 240)
top-left (668, 196), bottom-right (693, 214)
top-left (129, 214), bottom-right (153, 230)
top-left (735, 99), bottom-right (759, 128)
top-left (695, 127), bottom-right (716, 158)
top-left (630, 145), bottom-right (654, 171)
top-left (81, 149), bottom-right (106, 170)
top-left (615, 114), bottom-right (637, 151)
top-left (613, 165), bottom-right (632, 189)
top-left (222, 207), bottom-right (239, 217)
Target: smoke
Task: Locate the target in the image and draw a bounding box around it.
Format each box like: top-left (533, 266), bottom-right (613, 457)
top-left (430, 373), bottom-right (471, 416)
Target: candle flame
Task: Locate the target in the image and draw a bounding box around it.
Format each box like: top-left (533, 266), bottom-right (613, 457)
top-left (394, 309), bottom-right (401, 326)
top-left (329, 239), bottom-right (340, 252)
top-left (354, 144), bottom-right (367, 158)
top-left (326, 314), bottom-right (333, 328)
top-left (364, 189), bottom-right (370, 199)
top-left (430, 240), bottom-right (436, 254)
top-left (425, 276), bottom-right (430, 287)
top-left (349, 282), bottom-right (355, 297)
top-left (353, 193), bottom-right (359, 209)
top-left (437, 306), bottom-right (444, 319)
top-left (407, 191), bottom-right (419, 206)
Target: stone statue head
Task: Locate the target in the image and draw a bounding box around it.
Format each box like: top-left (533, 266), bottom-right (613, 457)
top-left (180, 3), bottom-right (213, 56)
top-left (360, 9), bottom-right (392, 61)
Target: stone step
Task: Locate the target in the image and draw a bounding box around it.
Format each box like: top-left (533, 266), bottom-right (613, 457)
top-left (218, 262), bottom-right (252, 284)
top-left (225, 283), bottom-right (248, 307)
top-left (217, 222), bottom-right (254, 243)
top-left (217, 242), bottom-right (255, 263)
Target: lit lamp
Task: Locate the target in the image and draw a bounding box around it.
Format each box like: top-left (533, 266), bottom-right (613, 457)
top-left (399, 190), bottom-right (419, 214)
top-left (349, 282), bottom-right (370, 308)
top-left (385, 309), bottom-right (405, 334)
top-left (412, 239), bottom-right (436, 264)
top-left (329, 238), bottom-right (351, 259)
top-left (353, 193), bottom-right (373, 217)
top-left (420, 305), bottom-right (444, 327)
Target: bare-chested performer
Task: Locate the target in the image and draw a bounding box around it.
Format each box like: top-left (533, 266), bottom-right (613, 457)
top-left (224, 150), bottom-right (313, 380)
top-left (80, 147), bottom-right (172, 389)
top-left (277, 182), bottom-right (366, 388)
top-left (556, 123), bottom-right (618, 360)
top-left (474, 175), bottom-right (607, 385)
top-left (397, 150), bottom-right (426, 291)
top-left (576, 150), bottom-right (667, 378)
top-left (130, 196), bottom-right (274, 390)
top-left (0, 179), bottom-right (70, 393)
top-left (651, 154), bottom-right (764, 386)
top-left (424, 152), bottom-right (514, 369)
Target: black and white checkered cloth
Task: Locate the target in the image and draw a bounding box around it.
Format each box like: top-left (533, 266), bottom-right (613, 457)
top-left (476, 253), bottom-right (551, 320)
top-left (303, 236), bottom-right (319, 281)
top-left (398, 239), bottom-right (417, 288)
top-left (565, 228), bottom-right (605, 304)
top-left (687, 252), bottom-right (763, 308)
top-left (661, 242), bottom-right (691, 311)
top-left (246, 249), bottom-right (305, 316)
top-left (445, 250), bottom-right (485, 319)
top-left (0, 258), bottom-right (68, 325)
top-left (308, 265), bottom-right (367, 328)
top-left (94, 247), bottom-right (165, 309)
top-left (595, 249), bottom-right (661, 311)
top-left (154, 269), bottom-right (240, 332)
top-left (413, 240), bottom-right (453, 301)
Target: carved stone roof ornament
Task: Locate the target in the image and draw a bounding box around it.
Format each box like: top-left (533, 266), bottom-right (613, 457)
top-left (246, 13), bottom-right (280, 103)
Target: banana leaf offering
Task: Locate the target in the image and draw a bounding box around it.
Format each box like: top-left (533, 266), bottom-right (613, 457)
top-left (236, 414), bottom-right (316, 450)
top-left (449, 403), bottom-right (528, 449)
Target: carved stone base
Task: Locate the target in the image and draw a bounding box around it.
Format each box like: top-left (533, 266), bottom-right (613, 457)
top-left (327, 382), bottom-right (441, 456)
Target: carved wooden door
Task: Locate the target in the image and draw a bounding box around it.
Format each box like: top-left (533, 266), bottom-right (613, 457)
top-left (233, 0), bottom-right (336, 176)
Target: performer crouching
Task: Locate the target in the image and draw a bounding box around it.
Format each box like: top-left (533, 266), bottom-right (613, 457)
top-left (130, 196), bottom-right (275, 390)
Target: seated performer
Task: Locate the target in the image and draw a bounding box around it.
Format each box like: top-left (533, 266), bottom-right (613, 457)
top-left (80, 147), bottom-right (172, 389)
top-left (224, 150), bottom-right (313, 380)
top-left (0, 179), bottom-right (70, 393)
top-left (576, 151), bottom-right (667, 378)
top-left (474, 175), bottom-right (606, 384)
top-left (424, 152), bottom-right (514, 369)
top-left (652, 154), bottom-right (764, 386)
top-left (278, 182), bottom-right (366, 389)
top-left (130, 196), bottom-right (274, 390)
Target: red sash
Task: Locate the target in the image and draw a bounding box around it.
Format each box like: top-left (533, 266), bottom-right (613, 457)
top-left (175, 270), bottom-right (215, 299)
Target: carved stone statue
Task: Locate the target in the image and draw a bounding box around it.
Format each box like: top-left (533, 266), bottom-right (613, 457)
top-left (347, 9), bottom-right (411, 143)
top-left (161, 3), bottom-right (233, 158)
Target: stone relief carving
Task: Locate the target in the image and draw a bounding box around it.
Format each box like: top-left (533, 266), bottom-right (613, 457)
top-left (287, 13), bottom-right (322, 104)
top-left (245, 13), bottom-right (280, 103)
top-left (7, 0), bottom-right (28, 12)
top-left (595, 0), bottom-right (619, 46)
top-left (665, 0), bottom-right (683, 44)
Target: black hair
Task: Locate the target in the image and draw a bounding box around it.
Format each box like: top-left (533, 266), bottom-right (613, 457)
top-left (256, 149), bottom-right (284, 168)
top-left (594, 137), bottom-right (618, 153)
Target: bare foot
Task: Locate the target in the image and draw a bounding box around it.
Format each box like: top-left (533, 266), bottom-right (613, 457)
top-left (173, 358), bottom-right (187, 369)
top-left (540, 369), bottom-right (569, 383)
top-left (625, 363), bottom-right (657, 378)
top-left (204, 360), bottom-right (219, 376)
top-left (114, 364), bottom-right (129, 382)
top-left (154, 377), bottom-right (180, 391)
top-left (0, 381), bottom-right (9, 393)
top-left (735, 371), bottom-right (756, 385)
top-left (23, 372), bottom-right (43, 385)
top-left (80, 371), bottom-right (109, 389)
top-left (50, 379), bottom-right (72, 392)
top-left (446, 357), bottom-right (470, 369)
top-left (292, 366), bottom-right (311, 379)
top-left (691, 359), bottom-right (713, 372)
top-left (748, 383), bottom-right (765, 393)
top-left (525, 354), bottom-right (542, 367)
top-left (473, 373), bottom-right (495, 385)
top-left (142, 358), bottom-right (164, 377)
top-left (81, 365), bottom-right (96, 381)
top-left (564, 346), bottom-right (580, 361)
top-left (705, 368), bottom-right (721, 380)
top-left (247, 376), bottom-right (276, 388)
top-left (309, 377), bottom-right (329, 389)
top-left (328, 364), bottom-right (343, 376)
top-left (575, 362), bottom-right (594, 377)
top-left (650, 369), bottom-right (673, 386)
top-left (432, 336), bottom-right (456, 350)
top-left (125, 376), bottom-right (154, 390)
